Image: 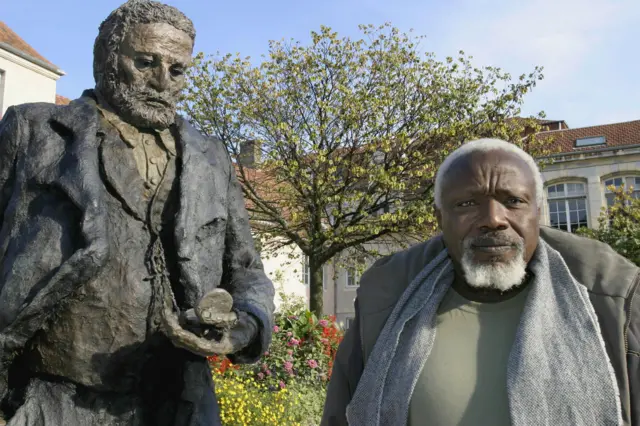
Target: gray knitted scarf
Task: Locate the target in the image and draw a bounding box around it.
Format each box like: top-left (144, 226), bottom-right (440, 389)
top-left (345, 239), bottom-right (623, 426)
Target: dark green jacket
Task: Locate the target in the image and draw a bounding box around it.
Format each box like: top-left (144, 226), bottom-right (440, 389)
top-left (321, 226), bottom-right (640, 425)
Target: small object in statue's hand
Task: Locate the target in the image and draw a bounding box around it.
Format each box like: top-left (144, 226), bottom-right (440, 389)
top-left (195, 288), bottom-right (238, 330)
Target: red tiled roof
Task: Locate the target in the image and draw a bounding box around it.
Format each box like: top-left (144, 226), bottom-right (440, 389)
top-left (0, 21), bottom-right (57, 68)
top-left (55, 94), bottom-right (71, 105)
top-left (537, 120), bottom-right (640, 154)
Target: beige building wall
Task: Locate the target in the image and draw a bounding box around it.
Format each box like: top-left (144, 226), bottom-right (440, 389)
top-left (258, 236), bottom-right (334, 313)
top-left (323, 260), bottom-right (359, 328)
top-left (259, 240), bottom-right (307, 311)
top-left (0, 48), bottom-right (61, 116)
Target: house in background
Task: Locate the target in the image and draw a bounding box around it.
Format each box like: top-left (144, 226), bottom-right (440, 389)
top-left (259, 241), bottom-right (331, 311)
top-left (0, 21), bottom-right (67, 117)
top-left (538, 120), bottom-right (640, 232)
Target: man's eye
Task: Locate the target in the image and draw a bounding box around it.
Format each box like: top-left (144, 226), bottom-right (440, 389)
top-left (457, 200), bottom-right (476, 207)
top-left (506, 198), bottom-right (524, 205)
top-left (135, 58), bottom-right (154, 68)
top-left (170, 66), bottom-right (185, 77)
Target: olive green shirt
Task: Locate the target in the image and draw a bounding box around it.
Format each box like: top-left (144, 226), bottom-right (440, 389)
top-left (408, 285), bottom-right (530, 426)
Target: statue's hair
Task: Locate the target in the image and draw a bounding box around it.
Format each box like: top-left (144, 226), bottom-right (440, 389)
top-left (93, 0), bottom-right (195, 85)
top-left (434, 138), bottom-right (544, 209)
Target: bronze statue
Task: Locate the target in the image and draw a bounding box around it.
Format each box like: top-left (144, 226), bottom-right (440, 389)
top-left (0, 1), bottom-right (275, 424)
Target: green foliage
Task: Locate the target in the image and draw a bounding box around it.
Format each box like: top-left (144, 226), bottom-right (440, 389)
top-left (181, 23), bottom-right (553, 314)
top-left (577, 185), bottom-right (640, 265)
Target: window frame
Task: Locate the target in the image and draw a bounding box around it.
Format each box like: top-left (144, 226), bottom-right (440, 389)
top-left (345, 267), bottom-right (360, 288)
top-left (575, 135), bottom-right (606, 147)
top-left (603, 176), bottom-right (640, 207)
top-left (301, 255), bottom-right (324, 287)
top-left (546, 181), bottom-right (589, 233)
top-left (345, 317), bottom-right (355, 330)
top-left (301, 256), bottom-right (310, 286)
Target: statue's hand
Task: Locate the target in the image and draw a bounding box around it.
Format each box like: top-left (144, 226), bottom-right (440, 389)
top-left (164, 288), bottom-right (258, 356)
top-left (201, 310), bottom-right (258, 355)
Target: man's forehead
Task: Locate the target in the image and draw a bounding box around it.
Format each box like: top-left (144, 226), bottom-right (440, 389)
top-left (442, 150), bottom-right (535, 190)
top-left (122, 22), bottom-right (193, 59)
top-left (450, 150), bottom-right (529, 175)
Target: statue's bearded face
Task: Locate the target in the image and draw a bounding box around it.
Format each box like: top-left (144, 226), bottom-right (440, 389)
top-left (100, 22), bottom-right (193, 129)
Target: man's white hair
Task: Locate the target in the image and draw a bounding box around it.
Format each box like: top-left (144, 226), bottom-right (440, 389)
top-left (434, 138), bottom-right (544, 209)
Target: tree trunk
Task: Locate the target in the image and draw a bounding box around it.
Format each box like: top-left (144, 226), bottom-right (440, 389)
top-left (309, 258), bottom-right (324, 316)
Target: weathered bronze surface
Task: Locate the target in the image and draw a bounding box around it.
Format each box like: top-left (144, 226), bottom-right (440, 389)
top-left (0, 1), bottom-right (275, 424)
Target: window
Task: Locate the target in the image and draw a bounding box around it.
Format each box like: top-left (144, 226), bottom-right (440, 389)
top-left (322, 267), bottom-right (327, 291)
top-left (302, 256), bottom-right (309, 286)
top-left (575, 136), bottom-right (606, 147)
top-left (301, 256), bottom-right (323, 286)
top-left (345, 317), bottom-right (355, 330)
top-left (604, 176), bottom-right (640, 207)
top-left (547, 183), bottom-right (588, 233)
top-left (346, 268), bottom-right (360, 288)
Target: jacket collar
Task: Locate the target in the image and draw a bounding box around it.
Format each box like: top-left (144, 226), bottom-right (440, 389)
top-left (49, 90), bottom-right (217, 230)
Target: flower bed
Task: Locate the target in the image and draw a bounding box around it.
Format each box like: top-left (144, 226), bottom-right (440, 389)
top-left (210, 302), bottom-right (344, 425)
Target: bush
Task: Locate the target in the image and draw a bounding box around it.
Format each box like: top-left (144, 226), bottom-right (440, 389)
top-left (577, 184), bottom-right (640, 265)
top-left (210, 290), bottom-right (344, 425)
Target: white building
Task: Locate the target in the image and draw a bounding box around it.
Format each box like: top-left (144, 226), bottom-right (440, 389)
top-left (537, 120), bottom-right (640, 231)
top-left (0, 21), bottom-right (67, 118)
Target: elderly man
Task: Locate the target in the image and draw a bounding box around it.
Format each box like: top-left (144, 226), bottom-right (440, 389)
top-left (322, 138), bottom-right (640, 426)
top-left (0, 1), bottom-right (274, 425)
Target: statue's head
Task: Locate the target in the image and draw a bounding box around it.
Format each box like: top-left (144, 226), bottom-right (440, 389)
top-left (93, 0), bottom-right (195, 129)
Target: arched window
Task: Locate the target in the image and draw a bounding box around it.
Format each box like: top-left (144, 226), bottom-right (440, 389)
top-left (546, 182), bottom-right (588, 233)
top-left (603, 176), bottom-right (640, 206)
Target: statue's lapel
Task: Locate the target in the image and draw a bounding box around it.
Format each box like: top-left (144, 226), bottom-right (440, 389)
top-left (48, 94), bottom-right (109, 255)
top-left (49, 95), bottom-right (106, 219)
top-left (98, 124), bottom-right (147, 221)
top-left (174, 117), bottom-right (227, 254)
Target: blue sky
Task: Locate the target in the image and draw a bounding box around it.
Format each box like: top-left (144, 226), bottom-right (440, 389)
top-left (4, 0), bottom-right (640, 128)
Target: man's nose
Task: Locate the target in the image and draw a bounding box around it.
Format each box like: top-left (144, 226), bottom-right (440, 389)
top-left (478, 199), bottom-right (509, 231)
top-left (150, 65), bottom-right (171, 92)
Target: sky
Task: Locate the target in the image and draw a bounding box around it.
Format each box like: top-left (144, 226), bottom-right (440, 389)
top-left (3, 0), bottom-right (640, 128)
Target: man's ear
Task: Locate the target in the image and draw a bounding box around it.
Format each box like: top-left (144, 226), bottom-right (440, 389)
top-left (435, 207), bottom-right (443, 230)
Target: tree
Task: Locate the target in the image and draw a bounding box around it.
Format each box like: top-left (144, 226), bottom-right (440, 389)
top-left (181, 23), bottom-right (555, 316)
top-left (577, 185), bottom-right (640, 265)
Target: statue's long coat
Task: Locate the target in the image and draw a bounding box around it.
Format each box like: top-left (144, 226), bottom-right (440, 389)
top-left (0, 92), bottom-right (275, 425)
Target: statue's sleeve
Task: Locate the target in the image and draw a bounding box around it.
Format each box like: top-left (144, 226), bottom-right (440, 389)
top-left (221, 154), bottom-right (276, 364)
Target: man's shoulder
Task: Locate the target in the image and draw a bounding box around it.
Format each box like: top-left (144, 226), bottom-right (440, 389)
top-left (175, 118), bottom-right (230, 164)
top-left (540, 226), bottom-right (639, 298)
top-left (8, 102), bottom-right (58, 122)
top-left (8, 96), bottom-right (95, 127)
top-left (356, 235), bottom-right (445, 314)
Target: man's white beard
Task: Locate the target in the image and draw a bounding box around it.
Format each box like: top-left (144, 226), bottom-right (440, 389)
top-left (460, 238), bottom-right (527, 292)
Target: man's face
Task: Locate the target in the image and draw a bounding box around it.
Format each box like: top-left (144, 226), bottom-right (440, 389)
top-left (103, 22), bottom-right (193, 129)
top-left (436, 150), bottom-right (540, 291)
